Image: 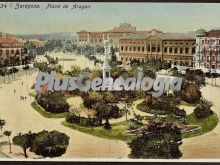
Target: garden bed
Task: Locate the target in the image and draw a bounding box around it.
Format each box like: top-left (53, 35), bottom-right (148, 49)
top-left (31, 101), bottom-right (68, 118)
top-left (183, 112), bottom-right (218, 138)
top-left (61, 120), bottom-right (133, 141)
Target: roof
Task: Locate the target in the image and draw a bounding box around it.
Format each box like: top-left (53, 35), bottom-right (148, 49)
top-left (120, 32), bottom-right (195, 40)
top-left (207, 29), bottom-right (220, 37)
top-left (196, 28), bottom-right (207, 37)
top-left (0, 37), bottom-right (21, 44)
top-left (159, 33), bottom-right (195, 40)
top-left (77, 30), bottom-right (89, 33)
top-left (104, 29), bottom-right (135, 33)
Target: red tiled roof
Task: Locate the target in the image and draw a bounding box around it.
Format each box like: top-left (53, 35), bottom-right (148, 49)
top-left (0, 37), bottom-right (21, 44)
top-left (207, 29), bottom-right (220, 37)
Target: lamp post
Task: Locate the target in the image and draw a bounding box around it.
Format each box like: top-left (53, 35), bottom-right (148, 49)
top-left (121, 98), bottom-right (133, 121)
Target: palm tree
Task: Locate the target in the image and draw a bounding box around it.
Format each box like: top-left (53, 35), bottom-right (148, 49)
top-left (3, 131), bottom-right (12, 153)
top-left (0, 119), bottom-right (6, 132)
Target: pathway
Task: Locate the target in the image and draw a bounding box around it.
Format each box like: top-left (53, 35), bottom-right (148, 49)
top-left (0, 71), bottom-right (130, 159)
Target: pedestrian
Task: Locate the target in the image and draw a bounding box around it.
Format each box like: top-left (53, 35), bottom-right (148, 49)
top-left (14, 89), bottom-right (16, 94)
top-left (25, 96), bottom-right (27, 100)
top-left (22, 81), bottom-right (23, 86)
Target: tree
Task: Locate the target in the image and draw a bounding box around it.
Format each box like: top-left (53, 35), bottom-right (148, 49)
top-left (93, 102), bottom-right (121, 129)
top-left (181, 83), bottom-right (201, 103)
top-left (13, 132), bottom-right (33, 158)
top-left (36, 91), bottom-right (70, 113)
top-left (30, 130), bottom-right (69, 158)
top-left (194, 99), bottom-right (213, 119)
top-left (3, 131), bottom-right (12, 153)
top-left (81, 91), bottom-right (103, 109)
top-left (128, 122), bottom-right (182, 159)
top-left (69, 65), bottom-right (82, 77)
top-left (110, 46), bottom-right (117, 61)
top-left (0, 119), bottom-right (6, 132)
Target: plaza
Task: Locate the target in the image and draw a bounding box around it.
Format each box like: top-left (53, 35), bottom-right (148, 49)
top-left (0, 52), bottom-right (220, 159)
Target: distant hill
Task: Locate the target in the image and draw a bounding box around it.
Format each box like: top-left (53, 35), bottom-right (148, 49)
top-left (15, 32), bottom-right (76, 41)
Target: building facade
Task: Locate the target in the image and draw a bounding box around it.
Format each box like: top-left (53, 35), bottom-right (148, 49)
top-left (0, 32), bottom-right (26, 66)
top-left (194, 28), bottom-right (220, 72)
top-left (119, 30), bottom-right (196, 66)
top-left (76, 23), bottom-right (147, 47)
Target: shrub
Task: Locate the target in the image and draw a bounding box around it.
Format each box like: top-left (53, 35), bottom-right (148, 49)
top-left (65, 113), bottom-right (100, 127)
top-left (194, 99), bottom-right (213, 119)
top-left (81, 91), bottom-right (102, 109)
top-left (181, 83), bottom-right (201, 103)
top-left (138, 96), bottom-right (186, 118)
top-left (30, 130), bottom-right (69, 158)
top-left (37, 91), bottom-right (69, 113)
top-left (128, 122), bottom-right (182, 159)
top-left (127, 120), bottom-right (143, 130)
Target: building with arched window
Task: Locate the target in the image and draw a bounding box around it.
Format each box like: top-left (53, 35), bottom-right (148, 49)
top-left (0, 32), bottom-right (26, 66)
top-left (119, 30), bottom-right (196, 67)
top-left (194, 28), bottom-right (220, 72)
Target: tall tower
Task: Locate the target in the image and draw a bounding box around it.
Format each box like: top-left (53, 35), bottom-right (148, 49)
top-left (102, 40), bottom-right (111, 78)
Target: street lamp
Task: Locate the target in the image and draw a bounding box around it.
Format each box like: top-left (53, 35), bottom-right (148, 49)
top-left (121, 97), bottom-right (132, 121)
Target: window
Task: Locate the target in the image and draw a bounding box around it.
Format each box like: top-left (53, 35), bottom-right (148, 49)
top-left (125, 47), bottom-right (128, 51)
top-left (133, 47), bottom-right (136, 51)
top-left (185, 48), bottom-right (189, 54)
top-left (157, 44), bottom-right (160, 52)
top-left (186, 42), bottom-right (188, 45)
top-left (174, 48), bottom-right (178, 54)
top-left (207, 56), bottom-right (210, 62)
top-left (164, 47), bottom-right (167, 53)
top-left (6, 49), bottom-right (9, 54)
top-left (129, 46), bottom-right (132, 51)
top-left (152, 45), bottom-right (156, 52)
top-left (170, 42), bottom-right (172, 45)
top-left (180, 48), bottom-right (183, 54)
top-left (11, 49), bottom-right (14, 54)
top-left (142, 47), bottom-right (144, 52)
top-left (147, 44), bottom-right (151, 51)
top-left (138, 47), bottom-right (141, 52)
top-left (192, 47), bottom-right (195, 54)
top-left (121, 46), bottom-right (123, 51)
top-left (212, 56), bottom-right (215, 61)
top-left (169, 47), bottom-right (172, 53)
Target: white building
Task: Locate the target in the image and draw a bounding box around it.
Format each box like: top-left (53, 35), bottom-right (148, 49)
top-left (194, 28), bottom-right (220, 73)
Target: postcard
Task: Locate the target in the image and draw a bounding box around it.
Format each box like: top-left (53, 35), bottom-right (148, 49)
top-left (0, 2), bottom-right (220, 161)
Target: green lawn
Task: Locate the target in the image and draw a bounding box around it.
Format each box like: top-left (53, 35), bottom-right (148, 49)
top-left (31, 101), bottom-right (68, 118)
top-left (183, 112), bottom-right (218, 138)
top-left (28, 92), bottom-right (37, 98)
top-left (61, 120), bottom-right (133, 141)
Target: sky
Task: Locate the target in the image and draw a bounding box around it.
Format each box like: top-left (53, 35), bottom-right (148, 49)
top-left (0, 2), bottom-right (220, 34)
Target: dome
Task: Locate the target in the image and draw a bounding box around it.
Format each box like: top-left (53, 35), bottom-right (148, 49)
top-left (196, 28), bottom-right (207, 37)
